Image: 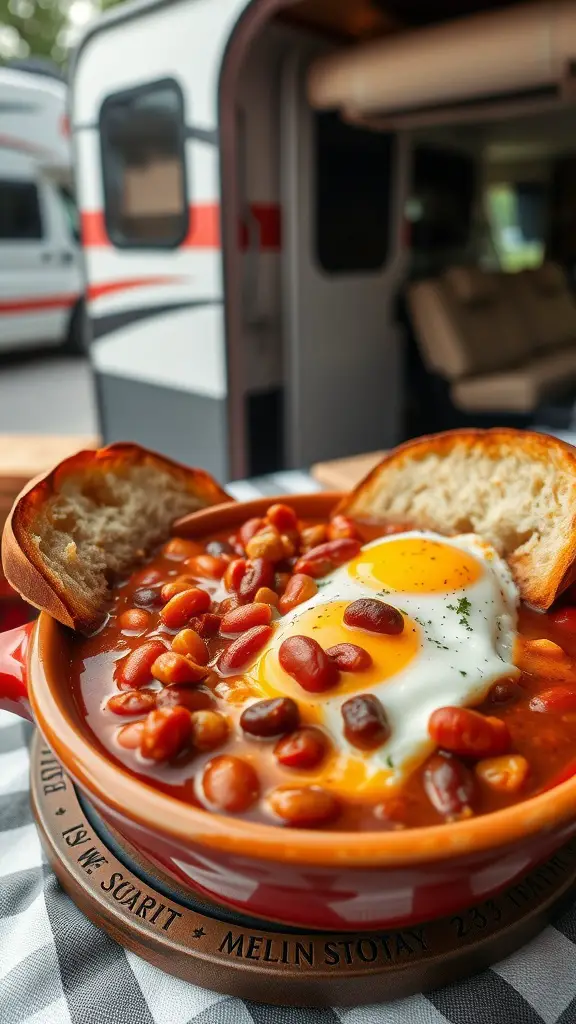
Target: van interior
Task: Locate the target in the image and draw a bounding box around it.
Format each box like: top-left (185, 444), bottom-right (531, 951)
top-left (223, 0), bottom-right (576, 476)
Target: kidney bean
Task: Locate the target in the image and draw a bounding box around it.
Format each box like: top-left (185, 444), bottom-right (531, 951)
top-left (278, 635), bottom-right (339, 693)
top-left (280, 534), bottom-right (297, 558)
top-left (278, 574), bottom-right (318, 615)
top-left (117, 639), bottom-right (168, 689)
top-left (266, 503), bottom-right (298, 533)
top-left (423, 752), bottom-right (476, 820)
top-left (133, 587), bottom-right (162, 608)
top-left (274, 571), bottom-right (291, 596)
top-left (428, 706), bottom-right (511, 758)
top-left (160, 587), bottom-right (211, 629)
top-left (157, 686), bottom-right (214, 712)
top-left (221, 602), bottom-right (273, 635)
top-left (326, 643), bottom-right (372, 672)
top-left (202, 755), bottom-right (259, 812)
top-left (274, 727), bottom-right (327, 769)
top-left (341, 694), bottom-right (389, 750)
top-left (223, 558), bottom-right (247, 593)
top-left (343, 598), bottom-right (404, 636)
top-left (327, 515), bottom-right (361, 541)
top-left (141, 706), bottom-right (192, 762)
top-left (269, 786), bottom-right (340, 827)
top-left (190, 710), bottom-right (229, 751)
top-left (300, 525), bottom-right (328, 552)
top-left (184, 554), bottom-right (228, 579)
top-left (254, 586), bottom-right (278, 607)
top-left (206, 540), bottom-right (234, 557)
top-left (131, 566), bottom-right (163, 587)
top-left (218, 624), bottom-right (273, 674)
top-left (529, 687), bottom-right (576, 713)
top-left (118, 608), bottom-right (151, 632)
top-left (489, 678), bottom-right (523, 705)
top-left (240, 697), bottom-right (299, 738)
top-left (294, 538), bottom-right (361, 578)
top-left (239, 518), bottom-right (266, 549)
top-left (239, 558), bottom-right (274, 601)
top-left (162, 537), bottom-right (204, 560)
top-left (151, 651), bottom-right (208, 685)
top-left (217, 596), bottom-right (241, 616)
top-left (475, 754), bottom-right (529, 793)
top-left (107, 690), bottom-right (157, 716)
top-left (246, 527), bottom-right (285, 563)
top-left (171, 628), bottom-right (209, 665)
top-left (189, 612), bottom-right (222, 638)
top-left (160, 578), bottom-right (196, 603)
top-left (550, 607), bottom-right (576, 633)
top-left (117, 721), bottom-right (145, 750)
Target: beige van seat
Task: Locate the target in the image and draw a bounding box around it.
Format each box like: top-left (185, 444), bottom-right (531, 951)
top-left (408, 264), bottom-right (576, 414)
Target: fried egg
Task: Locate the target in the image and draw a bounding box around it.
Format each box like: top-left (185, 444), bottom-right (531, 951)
top-left (247, 531), bottom-right (519, 797)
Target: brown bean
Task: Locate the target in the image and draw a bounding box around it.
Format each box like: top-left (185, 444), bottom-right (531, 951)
top-left (266, 503), bottom-right (298, 533)
top-left (141, 706), bottom-right (192, 761)
top-left (107, 690), bottom-right (156, 716)
top-left (489, 679), bottom-right (523, 705)
top-left (163, 537), bottom-right (204, 560)
top-left (202, 755), bottom-right (259, 812)
top-left (190, 710), bottom-right (229, 751)
top-left (151, 651), bottom-right (208, 685)
top-left (343, 598), bottom-right (404, 635)
top-left (341, 694), bottom-right (390, 750)
top-left (274, 727), bottom-right (327, 769)
top-left (294, 538), bottom-right (361, 578)
top-left (239, 558), bottom-right (274, 602)
top-left (254, 586), bottom-right (278, 607)
top-left (423, 752), bottom-right (476, 820)
top-left (160, 588), bottom-right (211, 629)
top-left (240, 698), bottom-right (299, 738)
top-left (117, 640), bottom-right (168, 689)
top-left (218, 625), bottom-right (273, 674)
top-left (224, 558), bottom-right (247, 593)
top-left (184, 554), bottom-right (228, 579)
top-left (171, 628), bottom-right (209, 665)
top-left (326, 643), bottom-right (372, 672)
top-left (160, 578), bottom-right (196, 603)
top-left (327, 515), bottom-right (361, 541)
top-left (118, 608), bottom-right (151, 632)
top-left (239, 517), bottom-right (266, 549)
top-left (300, 525), bottom-right (328, 551)
top-left (278, 635), bottom-right (339, 693)
top-left (245, 527), bottom-right (285, 563)
top-left (268, 786), bottom-right (340, 827)
top-left (220, 602), bottom-right (273, 635)
top-left (156, 686), bottom-right (214, 712)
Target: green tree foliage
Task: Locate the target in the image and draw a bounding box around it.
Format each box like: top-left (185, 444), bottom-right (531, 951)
top-left (0, 0), bottom-right (123, 66)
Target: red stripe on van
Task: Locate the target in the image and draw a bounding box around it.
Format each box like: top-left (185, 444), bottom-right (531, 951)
top-left (87, 277), bottom-right (187, 301)
top-left (0, 294), bottom-right (78, 315)
top-left (81, 204), bottom-right (281, 251)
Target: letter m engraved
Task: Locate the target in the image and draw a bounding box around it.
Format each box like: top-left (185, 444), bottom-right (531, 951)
top-left (77, 848), bottom-right (108, 875)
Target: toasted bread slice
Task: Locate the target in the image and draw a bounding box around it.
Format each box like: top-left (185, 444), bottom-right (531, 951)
top-left (337, 428), bottom-right (576, 610)
top-left (2, 443), bottom-right (231, 633)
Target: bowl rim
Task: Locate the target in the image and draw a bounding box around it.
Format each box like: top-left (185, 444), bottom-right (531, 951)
top-left (30, 492), bottom-right (576, 869)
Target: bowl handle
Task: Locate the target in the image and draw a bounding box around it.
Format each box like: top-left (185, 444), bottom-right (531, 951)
top-left (0, 622), bottom-right (35, 722)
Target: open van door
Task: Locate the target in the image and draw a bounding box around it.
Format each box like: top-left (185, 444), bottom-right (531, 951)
top-left (280, 47), bottom-right (408, 468)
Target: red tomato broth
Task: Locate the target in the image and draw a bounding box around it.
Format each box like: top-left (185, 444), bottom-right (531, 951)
top-left (69, 509), bottom-right (576, 832)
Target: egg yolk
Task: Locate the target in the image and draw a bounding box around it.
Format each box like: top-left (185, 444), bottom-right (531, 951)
top-left (251, 600), bottom-right (420, 703)
top-left (348, 537), bottom-right (482, 594)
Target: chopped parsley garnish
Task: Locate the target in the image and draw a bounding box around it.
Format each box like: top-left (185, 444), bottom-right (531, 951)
top-left (385, 755), bottom-right (394, 768)
top-left (447, 596), bottom-right (473, 631)
top-left (459, 670), bottom-right (467, 677)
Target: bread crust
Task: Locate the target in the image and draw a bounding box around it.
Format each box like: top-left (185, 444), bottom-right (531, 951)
top-left (2, 442), bottom-right (231, 632)
top-left (336, 428), bottom-right (576, 610)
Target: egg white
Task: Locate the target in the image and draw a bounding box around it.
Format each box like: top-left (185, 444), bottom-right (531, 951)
top-left (247, 531), bottom-right (520, 794)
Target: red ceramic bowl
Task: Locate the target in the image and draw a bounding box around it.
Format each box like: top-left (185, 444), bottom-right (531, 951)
top-left (2, 493), bottom-right (576, 931)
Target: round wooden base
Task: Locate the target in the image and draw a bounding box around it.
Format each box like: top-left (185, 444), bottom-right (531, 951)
top-left (31, 735), bottom-right (576, 1007)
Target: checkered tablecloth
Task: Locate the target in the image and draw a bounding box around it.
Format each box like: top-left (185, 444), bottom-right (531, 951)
top-left (3, 472), bottom-right (576, 1024)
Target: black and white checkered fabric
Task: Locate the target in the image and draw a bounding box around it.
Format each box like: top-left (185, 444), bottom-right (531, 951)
top-left (3, 472), bottom-right (576, 1024)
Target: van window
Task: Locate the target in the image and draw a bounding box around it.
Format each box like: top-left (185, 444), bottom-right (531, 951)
top-left (315, 113), bottom-right (393, 274)
top-left (100, 79), bottom-right (188, 248)
top-left (0, 180), bottom-right (43, 240)
top-left (486, 184), bottom-right (545, 271)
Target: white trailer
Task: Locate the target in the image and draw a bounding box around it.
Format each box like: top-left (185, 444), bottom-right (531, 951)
top-left (0, 65), bottom-right (83, 354)
top-left (70, 0), bottom-right (576, 480)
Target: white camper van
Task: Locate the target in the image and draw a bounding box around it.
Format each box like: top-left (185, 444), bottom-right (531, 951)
top-left (0, 64), bottom-right (83, 354)
top-left (71, 0), bottom-right (576, 480)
